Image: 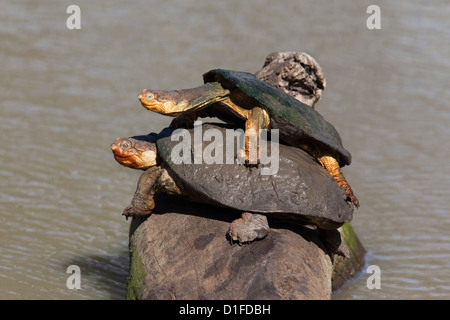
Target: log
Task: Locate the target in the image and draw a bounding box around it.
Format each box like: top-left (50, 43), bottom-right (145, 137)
top-left (126, 195), bottom-right (334, 300)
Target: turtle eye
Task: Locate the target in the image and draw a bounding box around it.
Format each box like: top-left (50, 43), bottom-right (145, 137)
top-left (146, 93), bottom-right (154, 100)
top-left (121, 142), bottom-right (129, 149)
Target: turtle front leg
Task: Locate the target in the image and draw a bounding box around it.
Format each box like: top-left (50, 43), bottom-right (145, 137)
top-left (228, 212), bottom-right (270, 245)
top-left (220, 98), bottom-right (270, 166)
top-left (122, 166), bottom-right (162, 219)
top-left (317, 155), bottom-right (360, 208)
top-left (241, 107), bottom-right (270, 166)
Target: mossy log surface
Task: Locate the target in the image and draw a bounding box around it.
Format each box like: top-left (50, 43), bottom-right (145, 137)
top-left (331, 223), bottom-right (366, 292)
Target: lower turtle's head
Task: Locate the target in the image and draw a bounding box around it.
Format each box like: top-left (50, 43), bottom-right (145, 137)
top-left (138, 89), bottom-right (178, 115)
top-left (110, 136), bottom-right (158, 170)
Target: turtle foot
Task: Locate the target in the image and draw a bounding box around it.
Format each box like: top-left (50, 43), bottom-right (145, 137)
top-left (341, 182), bottom-right (359, 208)
top-left (238, 148), bottom-right (260, 168)
top-left (228, 212), bottom-right (270, 245)
top-left (122, 202), bottom-right (154, 220)
top-left (347, 191), bottom-right (360, 209)
top-left (122, 205), bottom-right (135, 221)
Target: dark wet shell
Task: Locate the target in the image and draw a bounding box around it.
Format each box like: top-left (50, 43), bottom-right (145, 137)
top-left (203, 69), bottom-right (352, 166)
top-left (156, 123), bottom-right (353, 230)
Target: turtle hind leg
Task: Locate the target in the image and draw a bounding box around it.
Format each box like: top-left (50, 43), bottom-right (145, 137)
top-left (317, 155), bottom-right (360, 208)
top-left (228, 212), bottom-right (270, 245)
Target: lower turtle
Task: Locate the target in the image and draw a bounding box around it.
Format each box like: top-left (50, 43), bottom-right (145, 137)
top-left (111, 123), bottom-right (353, 252)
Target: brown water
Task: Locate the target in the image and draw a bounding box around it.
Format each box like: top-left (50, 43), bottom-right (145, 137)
top-left (1, 0), bottom-right (449, 299)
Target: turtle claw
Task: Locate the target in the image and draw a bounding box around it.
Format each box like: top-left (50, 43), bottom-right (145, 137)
top-left (238, 146), bottom-right (261, 167)
top-left (348, 194), bottom-right (360, 209)
top-left (122, 205), bottom-right (135, 221)
top-left (238, 152), bottom-right (259, 168)
top-left (228, 212), bottom-right (270, 245)
top-left (343, 185), bottom-right (359, 209)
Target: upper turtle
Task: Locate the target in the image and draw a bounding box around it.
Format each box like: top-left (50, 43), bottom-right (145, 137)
top-left (139, 69), bottom-right (350, 165)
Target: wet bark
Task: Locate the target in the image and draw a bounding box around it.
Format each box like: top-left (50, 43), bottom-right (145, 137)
top-left (127, 195), bottom-right (334, 300)
top-left (255, 51), bottom-right (326, 108)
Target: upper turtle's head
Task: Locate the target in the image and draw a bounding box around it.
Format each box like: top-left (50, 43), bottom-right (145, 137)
top-left (110, 136), bottom-right (158, 170)
top-left (138, 89), bottom-right (178, 115)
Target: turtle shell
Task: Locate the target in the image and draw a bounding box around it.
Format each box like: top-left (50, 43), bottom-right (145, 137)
top-left (203, 69), bottom-right (352, 167)
top-left (156, 123), bottom-right (353, 230)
